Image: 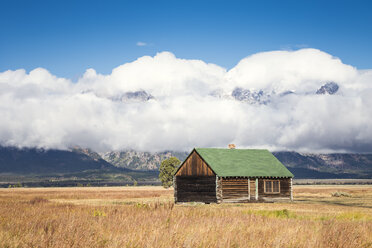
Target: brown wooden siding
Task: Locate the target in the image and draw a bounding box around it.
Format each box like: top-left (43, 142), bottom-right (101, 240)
top-left (176, 176), bottom-right (216, 203)
top-left (221, 177), bottom-right (291, 202)
top-left (175, 150), bottom-right (215, 176)
top-left (258, 178), bottom-right (291, 198)
top-left (222, 178), bottom-right (249, 201)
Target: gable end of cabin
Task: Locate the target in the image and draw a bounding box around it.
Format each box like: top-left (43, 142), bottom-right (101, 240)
top-left (174, 150), bottom-right (217, 203)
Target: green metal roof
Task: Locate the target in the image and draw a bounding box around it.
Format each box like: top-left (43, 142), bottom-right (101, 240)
top-left (195, 148), bottom-right (293, 178)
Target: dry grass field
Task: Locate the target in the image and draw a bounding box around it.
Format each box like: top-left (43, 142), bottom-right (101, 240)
top-left (0, 185), bottom-right (372, 248)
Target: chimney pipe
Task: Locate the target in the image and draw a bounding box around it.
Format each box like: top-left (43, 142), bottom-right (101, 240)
top-left (228, 144), bottom-right (236, 149)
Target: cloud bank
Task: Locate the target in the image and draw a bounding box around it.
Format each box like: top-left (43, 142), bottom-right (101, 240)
top-left (136, 41), bottom-right (147, 47)
top-left (1, 48), bottom-right (372, 153)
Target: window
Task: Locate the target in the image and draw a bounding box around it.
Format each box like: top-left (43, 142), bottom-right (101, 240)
top-left (264, 180), bottom-right (280, 194)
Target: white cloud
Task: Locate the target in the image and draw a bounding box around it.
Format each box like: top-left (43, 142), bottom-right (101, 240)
top-left (226, 49), bottom-right (358, 93)
top-left (136, 41), bottom-right (147, 47)
top-left (1, 49), bottom-right (372, 153)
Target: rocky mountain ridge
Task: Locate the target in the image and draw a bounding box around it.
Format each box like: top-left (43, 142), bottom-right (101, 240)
top-left (100, 149), bottom-right (371, 179)
top-left (315, 82), bottom-right (339, 95)
top-left (229, 81), bottom-right (339, 104)
top-left (110, 90), bottom-right (155, 102)
top-left (88, 82), bottom-right (340, 105)
top-left (273, 151), bottom-right (372, 178)
top-left (0, 146), bottom-right (370, 179)
top-left (101, 150), bottom-right (188, 171)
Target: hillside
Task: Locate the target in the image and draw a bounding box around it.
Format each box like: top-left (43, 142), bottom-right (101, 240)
top-left (0, 146), bottom-right (158, 187)
top-left (273, 152), bottom-right (372, 179)
top-left (0, 146), bottom-right (115, 174)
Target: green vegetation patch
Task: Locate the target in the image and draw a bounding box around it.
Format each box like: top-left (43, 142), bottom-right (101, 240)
top-left (243, 209), bottom-right (297, 219)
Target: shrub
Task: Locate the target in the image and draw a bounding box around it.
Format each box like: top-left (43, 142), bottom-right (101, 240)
top-left (93, 209), bottom-right (106, 217)
top-left (159, 157), bottom-right (181, 188)
top-left (331, 191), bottom-right (352, 197)
top-left (8, 183), bottom-right (22, 188)
top-left (29, 197), bottom-right (49, 204)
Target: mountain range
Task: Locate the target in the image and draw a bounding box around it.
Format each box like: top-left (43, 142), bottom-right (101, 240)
top-left (101, 149), bottom-right (372, 178)
top-left (0, 146), bottom-right (371, 185)
top-left (0, 146), bottom-right (158, 187)
top-left (93, 82), bottom-right (340, 105)
top-left (272, 151), bottom-right (372, 179)
top-left (101, 150), bottom-right (188, 170)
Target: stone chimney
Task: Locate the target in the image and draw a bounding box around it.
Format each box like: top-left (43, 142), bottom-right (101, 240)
top-left (228, 144), bottom-right (236, 149)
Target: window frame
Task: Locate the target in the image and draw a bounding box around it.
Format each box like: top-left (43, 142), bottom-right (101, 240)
top-left (264, 180), bottom-right (280, 194)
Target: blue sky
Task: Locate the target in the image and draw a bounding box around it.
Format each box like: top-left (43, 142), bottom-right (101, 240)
top-left (1, 0), bottom-right (372, 79)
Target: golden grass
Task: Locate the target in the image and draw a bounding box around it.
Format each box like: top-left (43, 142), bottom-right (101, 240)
top-left (0, 185), bottom-right (371, 247)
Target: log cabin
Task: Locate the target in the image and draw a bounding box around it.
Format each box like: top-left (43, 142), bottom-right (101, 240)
top-left (173, 147), bottom-right (294, 203)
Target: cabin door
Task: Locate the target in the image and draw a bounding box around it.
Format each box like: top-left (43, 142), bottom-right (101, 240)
top-left (249, 179), bottom-right (256, 200)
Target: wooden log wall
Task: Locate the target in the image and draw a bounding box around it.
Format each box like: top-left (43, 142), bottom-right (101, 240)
top-left (176, 176), bottom-right (217, 203)
top-left (222, 178), bottom-right (249, 201)
top-left (258, 178), bottom-right (291, 198)
top-left (175, 151), bottom-right (215, 176)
